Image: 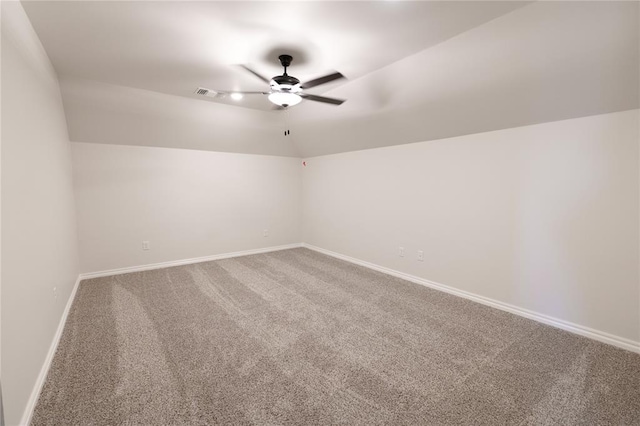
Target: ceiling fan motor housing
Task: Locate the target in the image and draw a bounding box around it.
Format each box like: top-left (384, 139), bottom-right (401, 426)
top-left (272, 74), bottom-right (300, 87)
top-left (272, 54), bottom-right (300, 88)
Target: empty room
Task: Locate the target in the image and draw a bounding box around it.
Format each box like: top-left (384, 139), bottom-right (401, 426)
top-left (2, 0), bottom-right (639, 424)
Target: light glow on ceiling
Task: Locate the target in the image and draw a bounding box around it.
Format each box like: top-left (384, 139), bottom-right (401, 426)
top-left (230, 93), bottom-right (243, 100)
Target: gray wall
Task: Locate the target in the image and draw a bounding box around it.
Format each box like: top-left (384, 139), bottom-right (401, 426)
top-left (303, 110), bottom-right (640, 344)
top-left (1, 3), bottom-right (80, 424)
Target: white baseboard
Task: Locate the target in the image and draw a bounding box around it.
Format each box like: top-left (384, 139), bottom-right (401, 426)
top-left (302, 243), bottom-right (640, 354)
top-left (20, 274), bottom-right (82, 426)
top-left (79, 243), bottom-right (304, 280)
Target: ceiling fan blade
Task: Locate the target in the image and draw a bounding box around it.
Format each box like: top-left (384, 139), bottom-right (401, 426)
top-left (239, 65), bottom-right (271, 84)
top-left (301, 72), bottom-right (345, 89)
top-left (217, 91), bottom-right (269, 95)
top-left (300, 93), bottom-right (345, 105)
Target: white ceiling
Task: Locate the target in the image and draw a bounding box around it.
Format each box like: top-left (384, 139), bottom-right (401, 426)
top-left (22, 1), bottom-right (639, 158)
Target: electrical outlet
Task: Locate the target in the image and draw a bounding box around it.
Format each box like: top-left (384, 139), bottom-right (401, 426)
top-left (263, 229), bottom-right (269, 237)
top-left (399, 247), bottom-right (405, 257)
top-left (142, 241), bottom-right (150, 250)
top-left (417, 250), bottom-right (424, 261)
top-left (53, 286), bottom-right (58, 300)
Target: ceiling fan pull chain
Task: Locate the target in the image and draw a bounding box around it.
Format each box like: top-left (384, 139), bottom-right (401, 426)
top-left (285, 108), bottom-right (291, 137)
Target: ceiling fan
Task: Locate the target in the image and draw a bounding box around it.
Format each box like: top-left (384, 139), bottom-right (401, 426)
top-left (216, 55), bottom-right (346, 108)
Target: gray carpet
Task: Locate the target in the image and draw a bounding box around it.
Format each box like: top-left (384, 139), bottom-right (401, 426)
top-left (32, 248), bottom-right (640, 425)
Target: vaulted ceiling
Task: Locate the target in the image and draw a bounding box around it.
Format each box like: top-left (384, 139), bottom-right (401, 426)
top-left (23, 1), bottom-right (639, 158)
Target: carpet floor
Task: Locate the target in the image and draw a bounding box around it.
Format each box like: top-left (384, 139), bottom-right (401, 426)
top-left (33, 248), bottom-right (640, 425)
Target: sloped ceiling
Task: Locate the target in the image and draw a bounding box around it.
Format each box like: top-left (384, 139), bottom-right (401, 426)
top-left (22, 1), bottom-right (639, 158)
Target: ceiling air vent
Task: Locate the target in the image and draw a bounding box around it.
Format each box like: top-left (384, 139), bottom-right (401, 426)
top-left (194, 87), bottom-right (220, 98)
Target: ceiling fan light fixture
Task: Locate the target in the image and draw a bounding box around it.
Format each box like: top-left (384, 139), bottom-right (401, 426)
top-left (213, 55), bottom-right (345, 109)
top-left (268, 92), bottom-right (302, 107)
